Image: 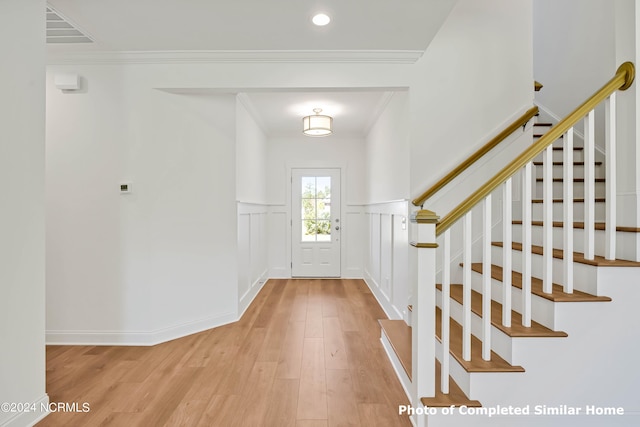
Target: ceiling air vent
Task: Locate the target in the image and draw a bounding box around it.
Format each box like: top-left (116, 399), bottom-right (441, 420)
top-left (46, 6), bottom-right (93, 44)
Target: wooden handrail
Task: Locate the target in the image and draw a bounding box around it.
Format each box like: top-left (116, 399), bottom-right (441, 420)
top-left (436, 62), bottom-right (635, 236)
top-left (412, 106), bottom-right (539, 208)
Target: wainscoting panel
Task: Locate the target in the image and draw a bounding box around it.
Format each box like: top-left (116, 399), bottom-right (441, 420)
top-left (380, 213), bottom-right (393, 300)
top-left (344, 206), bottom-right (365, 278)
top-left (363, 200), bottom-right (409, 320)
top-left (267, 206), bottom-right (288, 277)
top-left (238, 202), bottom-right (269, 316)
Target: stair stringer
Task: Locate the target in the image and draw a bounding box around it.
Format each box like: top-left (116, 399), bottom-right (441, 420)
top-left (429, 278), bottom-right (640, 427)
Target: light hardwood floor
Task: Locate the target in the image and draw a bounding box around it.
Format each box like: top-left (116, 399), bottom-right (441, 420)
top-left (38, 279), bottom-right (412, 426)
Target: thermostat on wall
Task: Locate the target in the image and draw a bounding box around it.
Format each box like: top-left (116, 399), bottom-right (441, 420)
top-left (120, 182), bottom-right (132, 194)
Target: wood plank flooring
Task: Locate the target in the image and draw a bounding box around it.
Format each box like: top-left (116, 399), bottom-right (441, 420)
top-left (37, 279), bottom-right (411, 427)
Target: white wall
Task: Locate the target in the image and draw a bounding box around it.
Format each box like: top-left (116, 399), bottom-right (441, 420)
top-left (46, 65), bottom-right (238, 344)
top-left (533, 0), bottom-right (616, 160)
top-left (409, 0), bottom-right (534, 213)
top-left (266, 135), bottom-right (367, 205)
top-left (534, 0), bottom-right (616, 121)
top-left (366, 91), bottom-right (411, 203)
top-left (236, 94), bottom-right (268, 204)
top-left (0, 0), bottom-right (48, 425)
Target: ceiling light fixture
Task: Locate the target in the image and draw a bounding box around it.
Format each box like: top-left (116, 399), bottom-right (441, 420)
top-left (312, 13), bottom-right (331, 26)
top-left (303, 108), bottom-right (333, 137)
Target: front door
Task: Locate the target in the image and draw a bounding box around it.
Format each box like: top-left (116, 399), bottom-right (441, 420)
top-left (291, 168), bottom-right (341, 277)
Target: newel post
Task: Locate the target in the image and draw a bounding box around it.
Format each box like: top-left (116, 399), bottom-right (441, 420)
top-left (409, 209), bottom-right (439, 423)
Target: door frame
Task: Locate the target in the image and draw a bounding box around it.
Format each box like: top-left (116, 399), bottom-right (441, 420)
top-left (285, 162), bottom-right (346, 278)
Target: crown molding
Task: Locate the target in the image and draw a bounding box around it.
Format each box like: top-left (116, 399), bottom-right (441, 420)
top-left (46, 49), bottom-right (424, 65)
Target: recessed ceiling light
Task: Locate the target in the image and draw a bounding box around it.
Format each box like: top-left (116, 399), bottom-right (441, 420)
top-left (312, 13), bottom-right (331, 26)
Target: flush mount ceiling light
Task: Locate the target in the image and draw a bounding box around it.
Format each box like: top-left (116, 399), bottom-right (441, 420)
top-left (312, 13), bottom-right (331, 26)
top-left (303, 108), bottom-right (333, 137)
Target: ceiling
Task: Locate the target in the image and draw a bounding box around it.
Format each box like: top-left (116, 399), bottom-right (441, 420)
top-left (47, 0), bottom-right (456, 136)
top-left (46, 0), bottom-right (456, 52)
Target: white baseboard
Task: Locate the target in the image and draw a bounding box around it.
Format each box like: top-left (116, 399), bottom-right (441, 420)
top-left (268, 267), bottom-right (289, 278)
top-left (0, 394), bottom-right (49, 427)
top-left (342, 267), bottom-right (363, 278)
top-left (45, 311), bottom-right (237, 346)
top-left (238, 271), bottom-right (269, 317)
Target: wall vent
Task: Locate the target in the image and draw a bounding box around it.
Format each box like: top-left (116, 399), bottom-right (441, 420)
top-left (47, 5), bottom-right (93, 44)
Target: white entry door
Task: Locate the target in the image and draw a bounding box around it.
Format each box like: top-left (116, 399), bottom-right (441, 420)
top-left (291, 168), bottom-right (341, 277)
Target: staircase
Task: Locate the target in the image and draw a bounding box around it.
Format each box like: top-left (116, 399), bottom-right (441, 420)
top-left (379, 64), bottom-right (640, 427)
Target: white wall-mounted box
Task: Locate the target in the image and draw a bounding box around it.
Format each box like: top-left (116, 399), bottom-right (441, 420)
top-left (54, 73), bottom-right (80, 90)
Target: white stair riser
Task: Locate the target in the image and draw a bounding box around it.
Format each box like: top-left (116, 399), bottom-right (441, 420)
top-left (530, 201), bottom-right (606, 222)
top-left (532, 135), bottom-right (563, 146)
top-left (468, 270), bottom-right (558, 330)
top-left (533, 164), bottom-right (604, 180)
top-left (533, 149), bottom-right (584, 163)
top-left (534, 180), bottom-right (605, 199)
top-left (490, 245), bottom-right (596, 294)
top-left (436, 288), bottom-right (515, 364)
top-left (435, 339), bottom-right (473, 397)
top-left (489, 245), bottom-right (640, 296)
top-left (512, 224), bottom-right (637, 261)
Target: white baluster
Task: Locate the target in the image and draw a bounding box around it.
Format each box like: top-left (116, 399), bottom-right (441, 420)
top-left (441, 229), bottom-right (451, 394)
top-left (462, 211), bottom-right (472, 361)
top-left (502, 179), bottom-right (512, 327)
top-left (543, 144), bottom-right (553, 294)
top-left (605, 93), bottom-right (617, 260)
top-left (482, 195), bottom-right (492, 361)
top-left (563, 129), bottom-right (575, 294)
top-left (522, 163), bottom-right (532, 327)
top-left (584, 110), bottom-right (596, 260)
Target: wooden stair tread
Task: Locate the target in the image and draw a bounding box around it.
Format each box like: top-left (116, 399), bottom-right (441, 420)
top-left (421, 360), bottom-right (482, 408)
top-left (533, 161), bottom-right (602, 166)
top-left (531, 198), bottom-right (606, 203)
top-left (512, 220), bottom-right (640, 233)
top-left (535, 178), bottom-right (603, 182)
top-left (379, 320), bottom-right (481, 407)
top-left (469, 263), bottom-right (612, 303)
top-left (494, 241), bottom-right (640, 267)
top-left (435, 308), bottom-right (525, 373)
top-left (379, 319), bottom-right (412, 380)
top-left (436, 284), bottom-right (567, 338)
